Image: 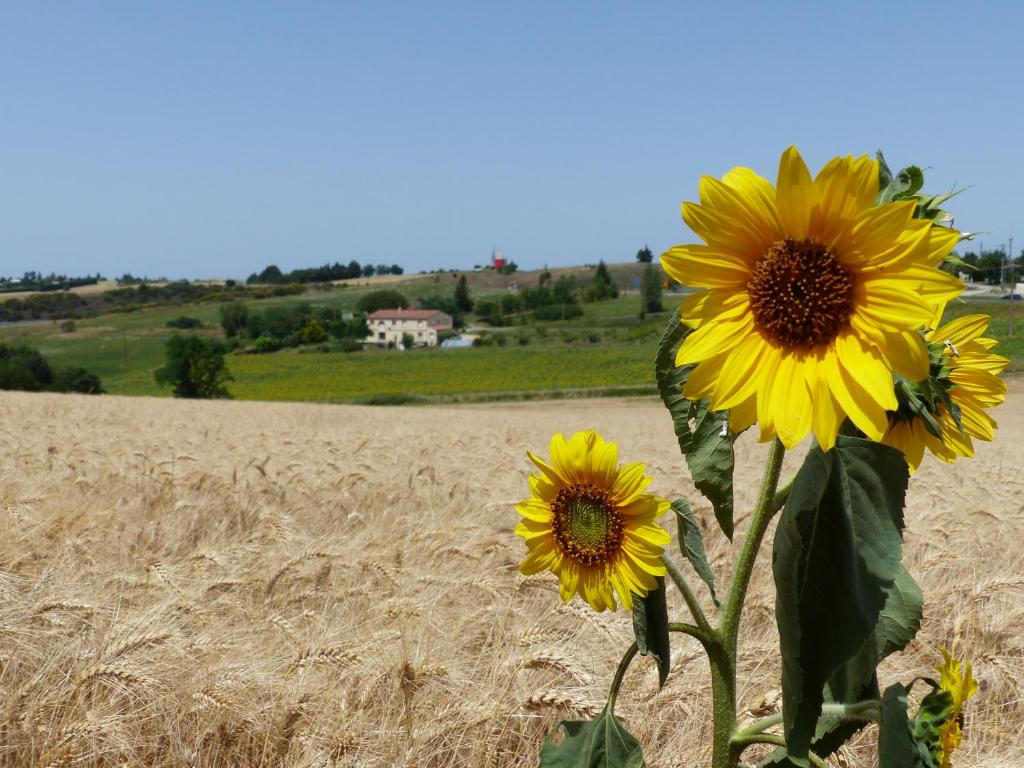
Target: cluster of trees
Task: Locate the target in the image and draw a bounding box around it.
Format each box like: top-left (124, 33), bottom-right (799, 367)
top-left (0, 281), bottom-right (306, 323)
top-left (0, 272), bottom-right (102, 293)
top-left (247, 261), bottom-right (403, 285)
top-left (636, 246), bottom-right (654, 263)
top-left (219, 302), bottom-right (369, 352)
top-left (0, 344), bottom-right (104, 394)
top-left (956, 248), bottom-right (1024, 284)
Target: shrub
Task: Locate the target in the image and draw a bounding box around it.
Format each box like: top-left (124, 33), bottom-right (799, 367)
top-left (52, 367), bottom-right (104, 394)
top-left (0, 344), bottom-right (53, 391)
top-left (59, 320), bottom-right (76, 333)
top-left (401, 333), bottom-right (415, 349)
top-left (338, 338), bottom-right (364, 353)
top-left (517, 334), bottom-right (530, 346)
top-left (298, 319), bottom-right (328, 344)
top-left (154, 335), bottom-right (232, 398)
top-left (534, 303), bottom-right (583, 321)
top-left (166, 316), bottom-right (203, 329)
top-left (251, 335), bottom-right (280, 354)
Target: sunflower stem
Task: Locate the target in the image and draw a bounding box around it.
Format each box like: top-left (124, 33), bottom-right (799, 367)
top-left (731, 700), bottom-right (881, 742)
top-left (668, 621), bottom-right (713, 649)
top-left (661, 552), bottom-right (714, 638)
top-left (711, 437), bottom-right (786, 768)
top-left (606, 641), bottom-right (639, 715)
top-left (730, 733), bottom-right (834, 768)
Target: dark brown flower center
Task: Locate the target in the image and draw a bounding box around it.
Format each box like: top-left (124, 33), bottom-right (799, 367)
top-left (550, 484), bottom-right (623, 567)
top-left (747, 237), bottom-right (855, 350)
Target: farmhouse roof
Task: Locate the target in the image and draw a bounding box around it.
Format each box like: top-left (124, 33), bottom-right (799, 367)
top-left (367, 308), bottom-right (450, 321)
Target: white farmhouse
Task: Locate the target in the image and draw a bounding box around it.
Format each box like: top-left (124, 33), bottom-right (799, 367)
top-left (366, 308), bottom-right (454, 347)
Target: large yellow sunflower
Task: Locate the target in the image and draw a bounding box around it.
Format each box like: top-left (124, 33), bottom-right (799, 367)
top-left (883, 313), bottom-right (1008, 472)
top-left (515, 430), bottom-right (671, 613)
top-left (934, 648), bottom-right (978, 768)
top-left (661, 146), bottom-right (963, 450)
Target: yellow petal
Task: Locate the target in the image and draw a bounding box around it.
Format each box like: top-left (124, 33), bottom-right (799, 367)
top-left (661, 244), bottom-right (751, 289)
top-left (835, 332), bottom-right (898, 412)
top-left (776, 146), bottom-right (814, 239)
top-left (823, 348), bottom-right (888, 440)
top-left (768, 354), bottom-right (813, 448)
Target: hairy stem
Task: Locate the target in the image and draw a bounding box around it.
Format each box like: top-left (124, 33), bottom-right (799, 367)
top-left (668, 621), bottom-right (714, 650)
top-left (661, 552), bottom-right (714, 638)
top-left (730, 733), bottom-right (833, 768)
top-left (710, 438), bottom-right (787, 768)
top-left (732, 700), bottom-right (881, 741)
top-left (607, 641), bottom-right (639, 714)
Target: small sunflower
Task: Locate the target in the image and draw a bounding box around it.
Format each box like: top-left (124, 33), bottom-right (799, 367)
top-left (883, 314), bottom-right (1008, 472)
top-left (515, 430), bottom-right (671, 612)
top-left (661, 146), bottom-right (963, 450)
top-left (934, 648), bottom-right (978, 768)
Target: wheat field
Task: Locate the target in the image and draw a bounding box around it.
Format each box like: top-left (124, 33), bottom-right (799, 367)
top-left (1, 387), bottom-right (1022, 767)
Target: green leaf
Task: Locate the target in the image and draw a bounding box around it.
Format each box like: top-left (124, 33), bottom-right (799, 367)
top-left (773, 437), bottom-right (909, 766)
top-left (876, 151), bottom-right (894, 191)
top-left (655, 312), bottom-right (736, 539)
top-left (632, 577), bottom-right (670, 689)
top-left (878, 684), bottom-right (916, 768)
top-left (671, 498), bottom-right (719, 606)
top-left (769, 565), bottom-right (925, 766)
top-left (878, 164), bottom-right (924, 204)
top-left (874, 566), bottom-right (924, 660)
top-left (539, 704), bottom-right (646, 768)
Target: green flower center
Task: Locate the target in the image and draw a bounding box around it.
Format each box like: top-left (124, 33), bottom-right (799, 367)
top-left (551, 485), bottom-right (624, 567)
top-left (748, 237), bottom-right (855, 350)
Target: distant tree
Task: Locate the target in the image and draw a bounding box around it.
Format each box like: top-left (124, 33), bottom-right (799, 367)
top-left (346, 260), bottom-right (362, 279)
top-left (588, 260), bottom-right (619, 301)
top-left (390, 264), bottom-right (404, 275)
top-left (498, 261), bottom-right (519, 275)
top-left (538, 269), bottom-right (553, 288)
top-left (219, 303), bottom-right (250, 338)
top-left (154, 335), bottom-right (232, 399)
top-left (454, 274), bottom-right (473, 312)
top-left (401, 333), bottom-right (415, 349)
top-left (636, 245), bottom-right (654, 263)
top-left (553, 275), bottom-right (579, 305)
top-left (328, 315), bottom-right (370, 340)
top-left (357, 289), bottom-right (408, 314)
top-left (640, 263), bottom-right (664, 317)
top-left (249, 265), bottom-right (285, 284)
top-left (298, 319), bottom-right (328, 344)
top-left (362, 264), bottom-right (376, 277)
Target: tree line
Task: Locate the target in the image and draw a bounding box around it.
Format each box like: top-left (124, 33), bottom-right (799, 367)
top-left (247, 261), bottom-right (403, 285)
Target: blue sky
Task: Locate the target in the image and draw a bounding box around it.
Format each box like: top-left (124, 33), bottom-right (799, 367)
top-left (2, 2), bottom-right (1021, 279)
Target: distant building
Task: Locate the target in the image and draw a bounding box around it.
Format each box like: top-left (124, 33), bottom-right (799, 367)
top-left (366, 308), bottom-right (453, 347)
top-left (491, 249), bottom-right (506, 270)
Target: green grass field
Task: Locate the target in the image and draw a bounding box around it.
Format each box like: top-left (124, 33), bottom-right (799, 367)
top-left (2, 281), bottom-right (1020, 404)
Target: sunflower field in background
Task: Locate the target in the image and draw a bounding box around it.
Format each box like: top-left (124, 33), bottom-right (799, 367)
top-left (515, 148), bottom-right (1000, 768)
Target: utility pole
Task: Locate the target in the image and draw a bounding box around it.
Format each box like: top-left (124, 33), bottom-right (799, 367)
top-left (1000, 243), bottom-right (1006, 293)
top-left (1009, 233), bottom-right (1016, 337)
